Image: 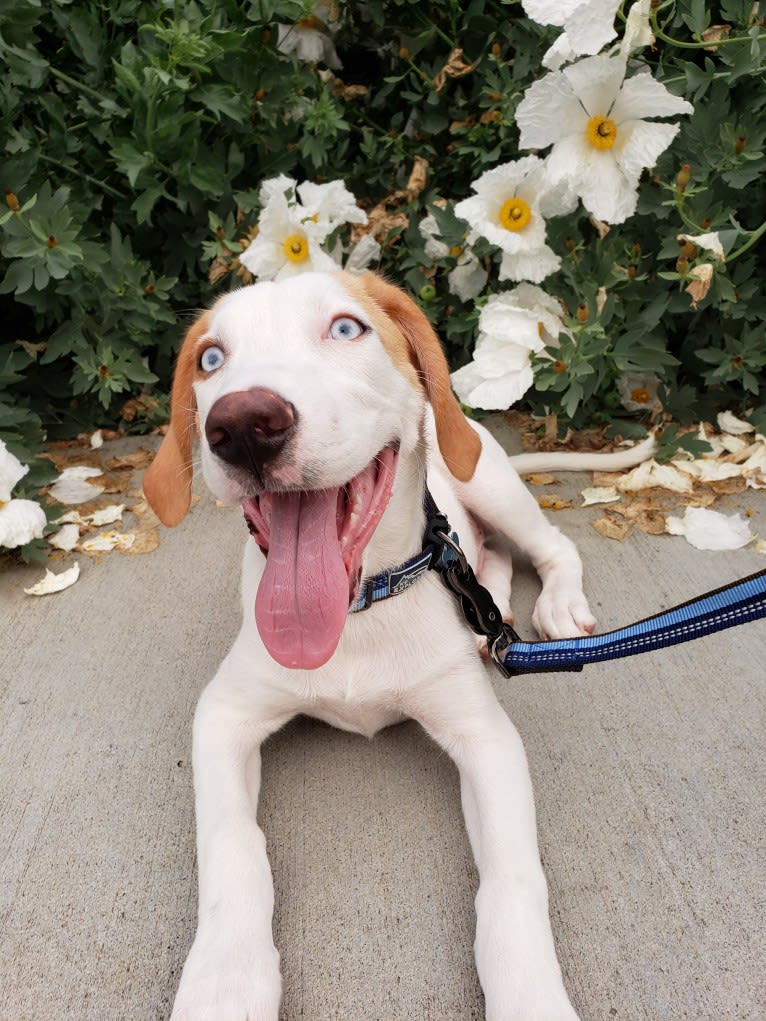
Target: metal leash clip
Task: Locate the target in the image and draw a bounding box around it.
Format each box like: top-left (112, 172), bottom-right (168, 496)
top-left (426, 522), bottom-right (522, 678)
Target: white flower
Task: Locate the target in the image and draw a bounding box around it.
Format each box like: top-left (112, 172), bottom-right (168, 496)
top-left (454, 157), bottom-right (576, 283)
top-left (0, 438), bottom-right (28, 502)
top-left (342, 233), bottom-right (381, 273)
top-left (502, 282), bottom-right (569, 346)
top-left (297, 180), bottom-right (367, 232)
top-left (621, 0), bottom-right (655, 55)
top-left (240, 175), bottom-right (367, 281)
top-left (449, 250), bottom-right (489, 302)
top-left (450, 288), bottom-right (563, 410)
top-left (418, 215), bottom-right (488, 301)
top-left (419, 214), bottom-right (451, 261)
top-left (617, 371), bottom-right (660, 411)
top-left (521, 0), bottom-right (622, 70)
top-left (0, 498), bottom-right (47, 549)
top-left (276, 4), bottom-right (342, 69)
top-left (517, 55), bottom-right (693, 223)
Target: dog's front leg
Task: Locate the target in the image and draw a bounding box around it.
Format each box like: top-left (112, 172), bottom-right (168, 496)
top-left (413, 670), bottom-right (580, 1021)
top-left (171, 672), bottom-right (293, 1021)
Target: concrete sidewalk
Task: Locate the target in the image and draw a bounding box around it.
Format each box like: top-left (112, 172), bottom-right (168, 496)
top-left (1, 422), bottom-right (764, 1021)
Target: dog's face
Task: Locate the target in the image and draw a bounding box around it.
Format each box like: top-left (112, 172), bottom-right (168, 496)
top-left (143, 271), bottom-right (480, 669)
top-left (193, 272), bottom-right (423, 505)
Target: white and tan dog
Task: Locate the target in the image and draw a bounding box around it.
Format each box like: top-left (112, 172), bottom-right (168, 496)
top-left (144, 271), bottom-right (650, 1021)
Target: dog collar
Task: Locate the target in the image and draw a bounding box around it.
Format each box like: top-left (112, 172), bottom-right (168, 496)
top-left (349, 490), bottom-right (459, 614)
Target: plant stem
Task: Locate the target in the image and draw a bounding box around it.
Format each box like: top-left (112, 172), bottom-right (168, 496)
top-left (651, 15), bottom-right (766, 50)
top-left (37, 154), bottom-right (128, 199)
top-left (727, 218), bottom-right (766, 262)
top-left (48, 66), bottom-right (110, 104)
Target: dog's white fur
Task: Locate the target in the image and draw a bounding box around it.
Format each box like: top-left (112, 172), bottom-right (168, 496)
top-left (143, 272), bottom-right (650, 1021)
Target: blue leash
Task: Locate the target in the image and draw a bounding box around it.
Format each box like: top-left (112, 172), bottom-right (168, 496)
top-left (422, 499), bottom-right (766, 678)
top-left (491, 569), bottom-right (766, 676)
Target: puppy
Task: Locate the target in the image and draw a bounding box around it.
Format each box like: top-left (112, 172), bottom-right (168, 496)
top-left (144, 271), bottom-right (647, 1020)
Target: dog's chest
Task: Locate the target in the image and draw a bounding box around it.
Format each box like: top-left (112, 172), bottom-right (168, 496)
top-left (305, 695), bottom-right (406, 738)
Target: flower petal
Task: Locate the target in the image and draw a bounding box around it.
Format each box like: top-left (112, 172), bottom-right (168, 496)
top-left (612, 70), bottom-right (693, 122)
top-left (561, 54), bottom-right (627, 119)
top-left (521, 0), bottom-right (579, 27)
top-left (516, 75), bottom-right (586, 149)
top-left (448, 257), bottom-right (488, 301)
top-left (0, 498), bottom-right (47, 549)
top-left (0, 439), bottom-right (29, 502)
top-left (665, 507), bottom-right (753, 550)
top-left (564, 0), bottom-right (620, 57)
top-left (23, 562), bottom-right (81, 596)
top-left (499, 244), bottom-right (561, 283)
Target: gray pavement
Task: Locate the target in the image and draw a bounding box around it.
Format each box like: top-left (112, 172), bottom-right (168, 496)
top-left (1, 421), bottom-right (765, 1021)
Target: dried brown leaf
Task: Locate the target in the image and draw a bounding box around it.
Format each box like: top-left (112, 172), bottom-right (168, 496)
top-left (106, 448), bottom-right (154, 471)
top-left (526, 473), bottom-right (558, 486)
top-left (433, 48), bottom-right (476, 91)
top-left (537, 495), bottom-right (573, 511)
top-left (591, 513), bottom-right (632, 541)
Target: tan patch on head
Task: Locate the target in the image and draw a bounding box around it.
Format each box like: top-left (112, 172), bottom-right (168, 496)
top-left (339, 271), bottom-right (481, 481)
top-left (143, 310), bottom-right (212, 526)
top-left (340, 273), bottom-right (422, 391)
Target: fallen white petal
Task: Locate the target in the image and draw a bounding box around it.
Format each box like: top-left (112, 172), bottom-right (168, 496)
top-left (719, 433), bottom-right (749, 455)
top-left (57, 465), bottom-right (103, 480)
top-left (617, 460), bottom-right (693, 493)
top-left (90, 430), bottom-right (104, 449)
top-left (674, 459), bottom-right (743, 483)
top-left (665, 506), bottom-right (753, 550)
top-left (54, 510), bottom-right (86, 525)
top-left (742, 441), bottom-right (766, 488)
top-left (24, 562), bottom-right (81, 595)
top-left (79, 529), bottom-right (135, 552)
top-left (48, 523), bottom-right (81, 551)
top-left (745, 470), bottom-right (766, 490)
top-left (49, 477), bottom-right (104, 504)
top-left (87, 504), bottom-right (125, 526)
top-left (581, 485), bottom-right (621, 506)
top-left (664, 514), bottom-right (686, 537)
top-left (717, 410), bottom-right (753, 435)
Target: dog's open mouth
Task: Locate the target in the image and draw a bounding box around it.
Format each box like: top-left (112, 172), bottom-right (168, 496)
top-left (242, 447), bottom-right (398, 670)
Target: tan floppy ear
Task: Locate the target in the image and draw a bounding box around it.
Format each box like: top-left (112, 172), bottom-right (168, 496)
top-left (143, 311), bottom-right (211, 526)
top-left (358, 273), bottom-right (481, 482)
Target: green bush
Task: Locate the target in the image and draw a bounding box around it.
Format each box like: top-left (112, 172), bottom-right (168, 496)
top-left (1, 0), bottom-right (765, 528)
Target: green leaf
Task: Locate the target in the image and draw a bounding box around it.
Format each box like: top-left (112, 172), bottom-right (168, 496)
top-left (131, 182), bottom-right (167, 225)
top-left (110, 140), bottom-right (153, 187)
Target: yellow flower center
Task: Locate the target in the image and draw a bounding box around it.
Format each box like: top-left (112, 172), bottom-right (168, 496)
top-left (586, 115), bottom-right (618, 150)
top-left (283, 233), bottom-right (309, 264)
top-left (498, 196), bottom-right (532, 232)
top-left (631, 387), bottom-right (651, 404)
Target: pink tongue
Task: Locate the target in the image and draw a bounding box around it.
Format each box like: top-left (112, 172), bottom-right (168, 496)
top-left (254, 488), bottom-right (349, 669)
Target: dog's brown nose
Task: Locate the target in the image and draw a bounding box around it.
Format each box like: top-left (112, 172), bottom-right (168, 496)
top-left (205, 388), bottom-right (297, 473)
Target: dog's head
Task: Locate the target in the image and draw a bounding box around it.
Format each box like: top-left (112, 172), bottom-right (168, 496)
top-left (143, 271), bottom-right (480, 668)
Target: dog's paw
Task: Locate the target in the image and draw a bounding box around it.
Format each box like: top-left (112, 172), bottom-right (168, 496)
top-left (531, 586), bottom-right (596, 641)
top-left (170, 934), bottom-right (281, 1021)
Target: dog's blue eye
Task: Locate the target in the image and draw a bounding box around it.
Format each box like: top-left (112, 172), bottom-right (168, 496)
top-left (200, 345), bottom-right (225, 372)
top-left (329, 316), bottom-right (366, 342)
